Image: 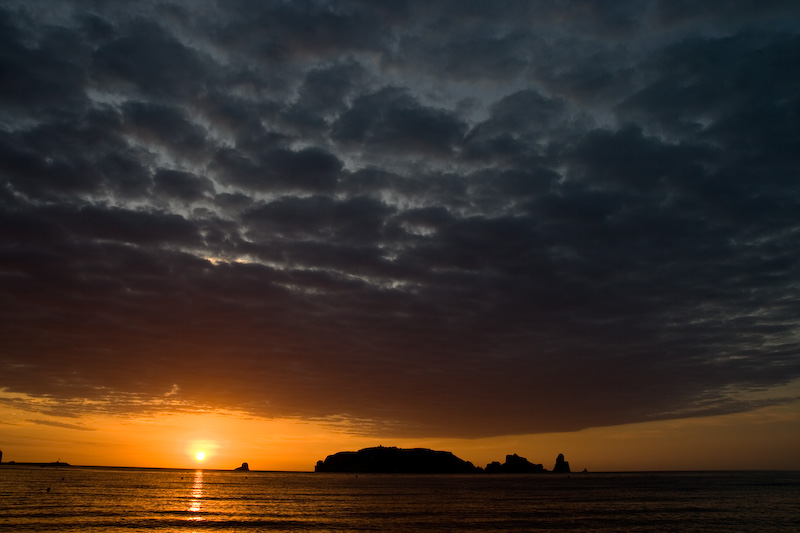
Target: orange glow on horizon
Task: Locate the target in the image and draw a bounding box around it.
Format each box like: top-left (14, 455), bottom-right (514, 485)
top-left (0, 392), bottom-right (798, 472)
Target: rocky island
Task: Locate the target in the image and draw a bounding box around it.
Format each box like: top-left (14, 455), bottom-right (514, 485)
top-left (315, 446), bottom-right (574, 474)
top-left (485, 453), bottom-right (545, 473)
top-left (315, 446), bottom-right (480, 473)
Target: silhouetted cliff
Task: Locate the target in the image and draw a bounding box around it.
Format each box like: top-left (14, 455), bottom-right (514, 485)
top-left (314, 446), bottom-right (480, 473)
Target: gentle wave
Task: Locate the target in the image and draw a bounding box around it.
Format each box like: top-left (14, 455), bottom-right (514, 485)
top-left (2, 468), bottom-right (799, 532)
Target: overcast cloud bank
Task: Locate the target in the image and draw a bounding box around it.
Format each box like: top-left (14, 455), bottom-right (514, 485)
top-left (1, 0), bottom-right (799, 437)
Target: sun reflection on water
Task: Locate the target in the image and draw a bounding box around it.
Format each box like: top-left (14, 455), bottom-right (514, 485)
top-left (188, 470), bottom-right (204, 520)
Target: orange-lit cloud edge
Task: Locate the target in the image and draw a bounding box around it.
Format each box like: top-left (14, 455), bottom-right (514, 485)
top-left (2, 388), bottom-right (799, 472)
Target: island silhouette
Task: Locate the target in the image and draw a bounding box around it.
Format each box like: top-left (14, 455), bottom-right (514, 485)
top-left (0, 447), bottom-right (573, 473)
top-left (0, 459), bottom-right (71, 467)
top-left (485, 453), bottom-right (544, 473)
top-left (314, 446), bottom-right (572, 474)
top-left (0, 449), bottom-right (74, 467)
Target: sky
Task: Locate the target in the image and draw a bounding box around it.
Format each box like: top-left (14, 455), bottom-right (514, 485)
top-left (1, 0), bottom-right (800, 471)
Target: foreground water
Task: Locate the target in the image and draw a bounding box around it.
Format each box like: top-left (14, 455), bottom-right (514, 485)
top-left (1, 467), bottom-right (798, 531)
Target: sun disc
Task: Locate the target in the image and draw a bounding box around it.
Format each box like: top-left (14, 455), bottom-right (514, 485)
top-left (196, 451), bottom-right (205, 461)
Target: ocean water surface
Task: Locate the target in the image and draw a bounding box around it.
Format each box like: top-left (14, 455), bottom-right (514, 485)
top-left (1, 466), bottom-right (798, 531)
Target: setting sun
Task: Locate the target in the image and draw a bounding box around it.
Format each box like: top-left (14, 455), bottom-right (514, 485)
top-left (195, 452), bottom-right (205, 461)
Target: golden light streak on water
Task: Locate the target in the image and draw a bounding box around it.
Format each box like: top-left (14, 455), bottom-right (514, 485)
top-left (188, 470), bottom-right (203, 520)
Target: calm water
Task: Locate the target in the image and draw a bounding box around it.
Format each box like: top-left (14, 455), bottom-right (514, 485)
top-left (1, 467), bottom-right (798, 531)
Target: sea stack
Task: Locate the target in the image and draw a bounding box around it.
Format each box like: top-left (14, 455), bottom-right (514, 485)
top-left (552, 453), bottom-right (571, 473)
top-left (234, 462), bottom-right (249, 471)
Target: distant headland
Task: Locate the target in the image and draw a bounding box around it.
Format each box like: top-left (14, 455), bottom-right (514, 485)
top-left (0, 450), bottom-right (73, 467)
top-left (314, 446), bottom-right (574, 474)
top-left (0, 460), bottom-right (71, 468)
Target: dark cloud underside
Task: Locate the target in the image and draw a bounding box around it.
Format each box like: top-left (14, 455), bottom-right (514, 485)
top-left (1, 0), bottom-right (799, 437)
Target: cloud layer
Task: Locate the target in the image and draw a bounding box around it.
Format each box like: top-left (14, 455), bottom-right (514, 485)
top-left (1, 0), bottom-right (799, 437)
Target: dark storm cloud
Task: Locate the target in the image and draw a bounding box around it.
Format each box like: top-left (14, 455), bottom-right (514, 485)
top-left (153, 169), bottom-right (214, 203)
top-left (618, 31), bottom-right (800, 139)
top-left (93, 19), bottom-right (211, 101)
top-left (243, 195), bottom-right (393, 244)
top-left (462, 89), bottom-right (575, 165)
top-left (278, 60), bottom-right (368, 136)
top-left (212, 0), bottom-right (397, 61)
top-left (121, 101), bottom-right (209, 161)
top-left (331, 87), bottom-right (468, 156)
top-left (653, 0), bottom-right (800, 28)
top-left (295, 60), bottom-right (367, 116)
top-left (0, 131), bottom-right (102, 198)
top-left (95, 152), bottom-right (153, 199)
top-left (395, 28), bottom-right (534, 81)
top-left (1, 0), bottom-right (799, 437)
top-left (0, 7), bottom-right (90, 119)
top-left (210, 146), bottom-right (342, 193)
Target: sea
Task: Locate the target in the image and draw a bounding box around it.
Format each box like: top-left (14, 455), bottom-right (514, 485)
top-left (1, 467), bottom-right (798, 532)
